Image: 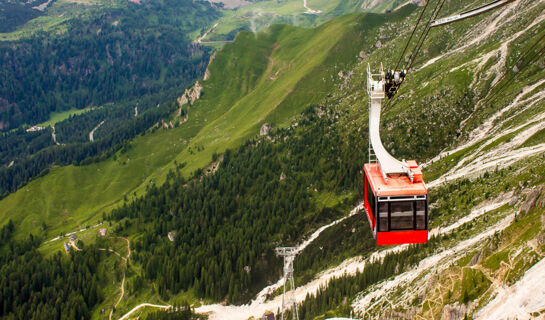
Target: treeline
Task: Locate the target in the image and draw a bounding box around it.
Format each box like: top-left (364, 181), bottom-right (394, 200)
top-left (0, 0), bottom-right (219, 130)
top-left (107, 107), bottom-right (367, 303)
top-left (0, 98), bottom-right (177, 198)
top-left (0, 128), bottom-right (53, 166)
top-left (0, 224), bottom-right (105, 320)
top-left (54, 90), bottom-right (175, 144)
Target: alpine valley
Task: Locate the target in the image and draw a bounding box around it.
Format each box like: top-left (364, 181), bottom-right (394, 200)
top-left (1, 0), bottom-right (544, 319)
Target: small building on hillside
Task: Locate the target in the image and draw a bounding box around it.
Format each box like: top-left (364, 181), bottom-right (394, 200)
top-left (69, 234), bottom-right (77, 242)
top-left (63, 243), bottom-right (70, 253)
top-left (26, 125), bottom-right (44, 132)
top-left (99, 228), bottom-right (107, 237)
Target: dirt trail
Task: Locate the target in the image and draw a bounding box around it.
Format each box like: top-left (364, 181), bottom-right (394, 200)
top-left (110, 276), bottom-right (126, 320)
top-left (33, 0), bottom-right (54, 11)
top-left (475, 256), bottom-right (545, 319)
top-left (197, 23), bottom-right (219, 43)
top-left (89, 120), bottom-right (105, 142)
top-left (107, 237), bottom-right (131, 320)
top-left (352, 213), bottom-right (515, 315)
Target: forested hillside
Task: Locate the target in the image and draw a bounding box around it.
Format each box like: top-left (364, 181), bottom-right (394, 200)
top-left (0, 0), bottom-right (218, 130)
top-left (0, 0), bottom-right (221, 198)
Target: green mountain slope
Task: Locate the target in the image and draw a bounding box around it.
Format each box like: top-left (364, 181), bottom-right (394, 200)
top-left (0, 8), bottom-right (414, 241)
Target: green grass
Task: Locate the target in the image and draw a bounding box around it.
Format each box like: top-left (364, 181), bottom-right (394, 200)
top-left (482, 249), bottom-right (509, 271)
top-left (519, 127), bottom-right (545, 148)
top-left (0, 126), bottom-right (188, 240)
top-left (459, 268), bottom-right (490, 304)
top-left (0, 0), bottom-right (125, 41)
top-left (0, 14), bottom-right (69, 41)
top-left (133, 13), bottom-right (402, 194)
top-left (456, 250), bottom-right (480, 267)
top-left (36, 108), bottom-right (93, 127)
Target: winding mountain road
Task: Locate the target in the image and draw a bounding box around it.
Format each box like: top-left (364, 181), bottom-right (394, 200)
top-left (89, 120), bottom-right (105, 142)
top-left (105, 237), bottom-right (131, 320)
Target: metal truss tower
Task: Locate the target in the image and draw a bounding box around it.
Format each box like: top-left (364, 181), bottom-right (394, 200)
top-left (275, 247), bottom-right (299, 320)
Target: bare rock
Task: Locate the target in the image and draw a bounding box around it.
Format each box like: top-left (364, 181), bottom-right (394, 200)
top-left (177, 94), bottom-right (189, 108)
top-left (189, 81), bottom-right (202, 104)
top-left (441, 302), bottom-right (467, 320)
top-left (359, 51), bottom-right (367, 59)
top-left (537, 191), bottom-right (545, 208)
top-left (509, 194), bottom-right (518, 206)
top-left (468, 251), bottom-right (481, 266)
top-left (521, 187), bottom-right (543, 213)
top-left (260, 123), bottom-right (273, 136)
top-left (203, 52), bottom-right (216, 81)
top-left (177, 81), bottom-right (203, 108)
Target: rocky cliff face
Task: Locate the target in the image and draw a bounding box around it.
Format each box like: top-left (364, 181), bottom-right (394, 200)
top-left (203, 51), bottom-right (217, 81)
top-left (177, 81), bottom-right (203, 108)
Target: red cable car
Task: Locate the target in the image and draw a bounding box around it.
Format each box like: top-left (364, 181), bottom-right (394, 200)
top-left (364, 64), bottom-right (428, 245)
top-left (364, 162), bottom-right (428, 245)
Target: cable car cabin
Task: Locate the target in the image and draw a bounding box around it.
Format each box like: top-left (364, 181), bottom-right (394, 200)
top-left (363, 161), bottom-right (428, 245)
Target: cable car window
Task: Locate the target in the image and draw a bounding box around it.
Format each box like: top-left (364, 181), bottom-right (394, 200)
top-left (390, 201), bottom-right (414, 230)
top-left (379, 202), bottom-right (388, 232)
top-left (416, 200), bottom-right (426, 230)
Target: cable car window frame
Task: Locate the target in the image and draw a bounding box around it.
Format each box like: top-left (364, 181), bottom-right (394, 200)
top-left (378, 202), bottom-right (388, 232)
top-left (377, 195), bottom-right (428, 232)
top-left (416, 200), bottom-right (427, 230)
top-left (365, 176), bottom-right (376, 228)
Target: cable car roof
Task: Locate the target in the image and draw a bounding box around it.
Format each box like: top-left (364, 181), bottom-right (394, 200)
top-left (364, 163), bottom-right (427, 197)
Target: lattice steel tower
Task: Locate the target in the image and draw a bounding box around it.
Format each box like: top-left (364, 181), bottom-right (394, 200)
top-left (275, 247), bottom-right (299, 320)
